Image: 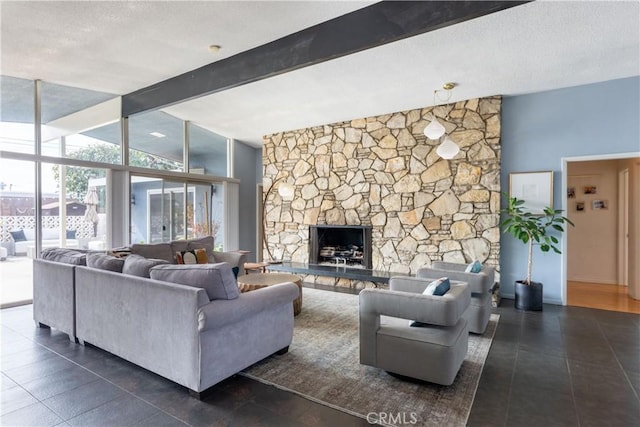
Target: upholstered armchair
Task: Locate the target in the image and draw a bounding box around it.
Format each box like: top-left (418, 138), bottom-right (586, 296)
top-left (359, 277), bottom-right (470, 385)
top-left (417, 261), bottom-right (495, 334)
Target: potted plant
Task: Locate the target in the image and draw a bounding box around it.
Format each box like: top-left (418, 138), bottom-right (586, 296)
top-left (501, 195), bottom-right (574, 311)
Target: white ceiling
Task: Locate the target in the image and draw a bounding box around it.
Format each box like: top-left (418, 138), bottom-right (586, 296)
top-left (2, 1), bottom-right (639, 148)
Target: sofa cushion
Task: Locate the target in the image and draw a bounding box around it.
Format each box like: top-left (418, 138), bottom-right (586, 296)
top-left (187, 236), bottom-right (215, 259)
top-left (41, 248), bottom-right (87, 265)
top-left (150, 262), bottom-right (239, 300)
top-left (176, 249), bottom-right (208, 265)
top-left (87, 253), bottom-right (125, 273)
top-left (9, 229), bottom-right (27, 242)
top-left (42, 228), bottom-right (59, 240)
top-left (122, 254), bottom-right (169, 278)
top-left (130, 242), bottom-right (175, 263)
top-left (170, 240), bottom-right (189, 254)
top-left (66, 229), bottom-right (77, 239)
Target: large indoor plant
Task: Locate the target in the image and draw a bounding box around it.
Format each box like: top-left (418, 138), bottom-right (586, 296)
top-left (501, 195), bottom-right (574, 311)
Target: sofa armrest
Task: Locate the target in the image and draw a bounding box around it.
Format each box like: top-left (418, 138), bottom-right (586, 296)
top-left (211, 251), bottom-right (247, 276)
top-left (197, 282), bottom-right (299, 332)
top-left (33, 259), bottom-right (77, 340)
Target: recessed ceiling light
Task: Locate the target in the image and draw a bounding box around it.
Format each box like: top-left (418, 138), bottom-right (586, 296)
top-left (208, 44), bottom-right (222, 53)
top-left (150, 132), bottom-right (166, 138)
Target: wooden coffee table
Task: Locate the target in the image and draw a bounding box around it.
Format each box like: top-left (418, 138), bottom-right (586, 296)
top-left (243, 262), bottom-right (270, 274)
top-left (237, 273), bottom-right (303, 315)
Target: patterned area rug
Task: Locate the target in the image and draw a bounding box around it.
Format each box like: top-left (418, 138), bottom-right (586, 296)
top-left (241, 288), bottom-right (499, 427)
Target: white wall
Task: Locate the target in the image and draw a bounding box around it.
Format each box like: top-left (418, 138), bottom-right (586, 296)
top-left (567, 160), bottom-right (619, 284)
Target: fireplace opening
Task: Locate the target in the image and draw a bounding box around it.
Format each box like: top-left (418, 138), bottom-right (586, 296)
top-left (309, 225), bottom-right (372, 269)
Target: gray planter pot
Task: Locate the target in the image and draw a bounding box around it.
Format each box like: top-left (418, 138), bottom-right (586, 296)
top-left (514, 280), bottom-right (543, 311)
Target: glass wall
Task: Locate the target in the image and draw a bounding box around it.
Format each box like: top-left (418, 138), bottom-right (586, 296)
top-left (0, 158), bottom-right (35, 306)
top-left (128, 110), bottom-right (184, 171)
top-left (0, 75), bottom-right (239, 305)
top-left (42, 163), bottom-right (109, 251)
top-left (188, 122), bottom-right (228, 177)
top-left (40, 81), bottom-right (120, 162)
top-left (0, 76), bottom-right (34, 154)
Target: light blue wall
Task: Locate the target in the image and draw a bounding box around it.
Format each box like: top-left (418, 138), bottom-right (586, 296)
top-left (234, 140), bottom-right (261, 262)
top-left (501, 76), bottom-right (640, 304)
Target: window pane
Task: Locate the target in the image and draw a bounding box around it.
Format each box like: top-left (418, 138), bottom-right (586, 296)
top-left (188, 123), bottom-right (228, 177)
top-left (41, 81), bottom-right (120, 163)
top-left (129, 111), bottom-right (183, 171)
top-left (0, 158), bottom-right (35, 305)
top-left (0, 76), bottom-right (34, 154)
top-left (42, 163), bottom-right (108, 251)
top-left (211, 183), bottom-right (225, 251)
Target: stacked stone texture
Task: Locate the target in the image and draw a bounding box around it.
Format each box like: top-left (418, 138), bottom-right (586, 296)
top-left (263, 96), bottom-right (501, 284)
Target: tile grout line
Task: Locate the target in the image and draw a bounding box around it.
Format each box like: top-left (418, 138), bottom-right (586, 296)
top-left (1, 315), bottom-right (194, 427)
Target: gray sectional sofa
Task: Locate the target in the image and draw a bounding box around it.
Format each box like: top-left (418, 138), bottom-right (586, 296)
top-left (32, 238), bottom-right (299, 396)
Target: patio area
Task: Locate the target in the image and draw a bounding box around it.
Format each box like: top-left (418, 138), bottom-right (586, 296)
top-left (0, 256), bottom-right (33, 308)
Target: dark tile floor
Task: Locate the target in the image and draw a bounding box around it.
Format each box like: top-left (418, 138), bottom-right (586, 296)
top-left (1, 295), bottom-right (639, 426)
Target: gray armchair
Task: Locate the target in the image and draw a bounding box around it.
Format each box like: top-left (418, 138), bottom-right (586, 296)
top-left (359, 278), bottom-right (470, 385)
top-left (417, 261), bottom-right (495, 334)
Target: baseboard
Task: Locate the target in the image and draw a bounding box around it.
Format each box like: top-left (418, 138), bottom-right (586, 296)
top-left (500, 293), bottom-right (562, 306)
top-left (568, 277), bottom-right (619, 285)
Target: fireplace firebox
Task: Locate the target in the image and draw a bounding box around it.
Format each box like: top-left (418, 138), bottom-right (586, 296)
top-left (309, 225), bottom-right (372, 269)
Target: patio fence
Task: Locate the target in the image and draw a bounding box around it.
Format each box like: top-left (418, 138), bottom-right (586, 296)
top-left (0, 216), bottom-right (95, 242)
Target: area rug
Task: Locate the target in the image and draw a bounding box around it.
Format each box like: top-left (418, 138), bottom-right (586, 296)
top-left (241, 288), bottom-right (499, 427)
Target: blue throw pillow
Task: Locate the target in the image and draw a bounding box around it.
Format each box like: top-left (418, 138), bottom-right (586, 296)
top-left (66, 229), bottom-right (76, 239)
top-left (465, 260), bottom-right (482, 273)
top-left (412, 277), bottom-right (451, 327)
top-left (423, 277), bottom-right (450, 296)
top-left (9, 230), bottom-right (26, 242)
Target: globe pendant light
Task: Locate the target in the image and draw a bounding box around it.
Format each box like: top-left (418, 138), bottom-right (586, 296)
top-left (423, 116), bottom-right (446, 140)
top-left (436, 136), bottom-right (460, 159)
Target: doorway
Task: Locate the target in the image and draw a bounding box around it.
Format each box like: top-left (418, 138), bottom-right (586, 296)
top-left (562, 153), bottom-right (640, 313)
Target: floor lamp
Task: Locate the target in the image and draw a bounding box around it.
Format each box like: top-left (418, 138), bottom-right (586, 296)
top-left (262, 176), bottom-right (295, 263)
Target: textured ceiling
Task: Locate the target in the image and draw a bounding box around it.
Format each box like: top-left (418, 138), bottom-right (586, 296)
top-left (1, 1), bottom-right (638, 148)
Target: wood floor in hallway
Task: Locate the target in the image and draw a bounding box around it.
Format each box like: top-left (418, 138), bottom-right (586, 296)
top-left (568, 281), bottom-right (640, 314)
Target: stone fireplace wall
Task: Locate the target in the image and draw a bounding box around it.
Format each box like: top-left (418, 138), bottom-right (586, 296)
top-left (263, 96), bottom-right (501, 278)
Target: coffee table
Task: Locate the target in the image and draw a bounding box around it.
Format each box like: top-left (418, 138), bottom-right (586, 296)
top-left (243, 262), bottom-right (270, 274)
top-left (237, 273), bottom-right (303, 315)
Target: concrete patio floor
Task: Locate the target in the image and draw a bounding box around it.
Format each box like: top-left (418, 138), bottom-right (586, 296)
top-left (0, 256), bottom-right (33, 308)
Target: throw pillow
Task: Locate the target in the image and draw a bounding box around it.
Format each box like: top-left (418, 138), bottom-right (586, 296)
top-left (149, 262), bottom-right (239, 300)
top-left (122, 254), bottom-right (169, 278)
top-left (411, 277), bottom-right (451, 327)
top-left (9, 230), bottom-right (26, 242)
top-left (86, 252), bottom-right (125, 273)
top-left (66, 229), bottom-right (76, 239)
top-left (423, 277), bottom-right (451, 296)
top-left (176, 248), bottom-right (208, 265)
top-left (465, 260), bottom-right (482, 273)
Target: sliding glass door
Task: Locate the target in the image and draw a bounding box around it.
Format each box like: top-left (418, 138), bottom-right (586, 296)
top-left (130, 176), bottom-right (223, 246)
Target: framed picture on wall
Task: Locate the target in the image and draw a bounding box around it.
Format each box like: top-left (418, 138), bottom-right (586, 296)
top-left (509, 171), bottom-right (554, 214)
top-left (592, 199), bottom-right (608, 210)
top-left (576, 201), bottom-right (585, 212)
top-left (584, 186), bottom-right (597, 194)
top-left (567, 187), bottom-right (575, 198)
